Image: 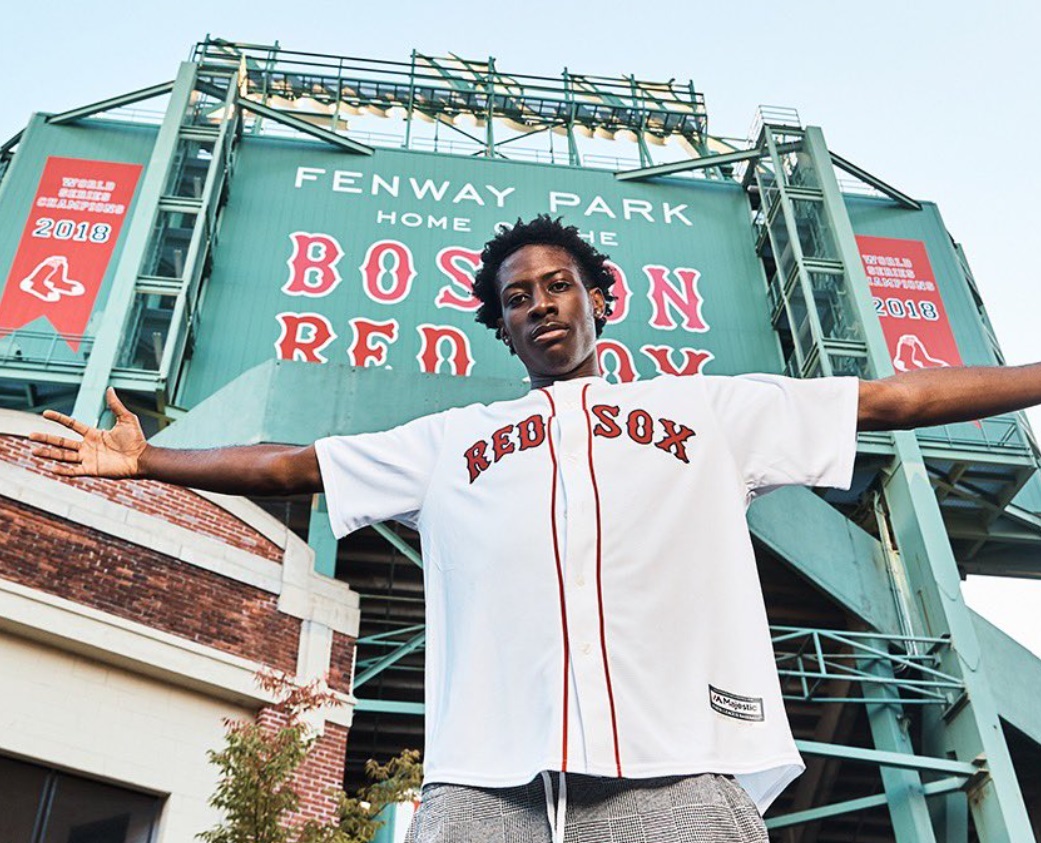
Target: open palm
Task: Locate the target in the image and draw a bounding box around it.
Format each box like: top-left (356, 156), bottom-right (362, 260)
top-left (30, 388), bottom-right (147, 479)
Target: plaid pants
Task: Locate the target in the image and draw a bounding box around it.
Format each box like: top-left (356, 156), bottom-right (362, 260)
top-left (405, 773), bottom-right (769, 842)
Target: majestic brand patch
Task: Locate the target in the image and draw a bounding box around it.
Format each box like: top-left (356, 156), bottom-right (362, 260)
top-left (709, 685), bottom-right (764, 722)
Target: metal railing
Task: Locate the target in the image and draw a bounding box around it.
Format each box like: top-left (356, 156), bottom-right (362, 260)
top-left (0, 328), bottom-right (93, 369)
top-left (916, 415), bottom-right (1033, 457)
top-left (747, 105), bottom-right (802, 144)
top-left (190, 39), bottom-right (708, 144)
top-left (351, 618), bottom-right (965, 711)
top-left (772, 626), bottom-right (962, 706)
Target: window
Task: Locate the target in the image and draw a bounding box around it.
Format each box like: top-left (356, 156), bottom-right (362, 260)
top-left (0, 755), bottom-right (160, 843)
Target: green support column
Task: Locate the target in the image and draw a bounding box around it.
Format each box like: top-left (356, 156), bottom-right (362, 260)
top-left (485, 57), bottom-right (496, 157)
top-left (881, 454), bottom-right (1029, 840)
top-left (308, 494), bottom-right (338, 578)
top-left (803, 125), bottom-right (1034, 842)
top-left (72, 62), bottom-right (200, 425)
top-left (929, 756), bottom-right (971, 843)
top-left (562, 69), bottom-right (581, 168)
top-left (761, 129), bottom-right (832, 377)
top-left (860, 642), bottom-right (940, 843)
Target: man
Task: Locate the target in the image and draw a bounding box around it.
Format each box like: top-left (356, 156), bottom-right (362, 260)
top-left (31, 216), bottom-right (1041, 842)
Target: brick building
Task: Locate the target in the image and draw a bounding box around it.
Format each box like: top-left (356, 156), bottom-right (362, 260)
top-left (0, 408), bottom-right (359, 841)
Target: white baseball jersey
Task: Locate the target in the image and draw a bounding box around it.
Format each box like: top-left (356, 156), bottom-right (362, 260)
top-left (316, 373), bottom-right (858, 812)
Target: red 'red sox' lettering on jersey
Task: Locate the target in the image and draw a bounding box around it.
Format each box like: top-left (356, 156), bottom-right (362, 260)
top-left (590, 404), bottom-right (696, 462)
top-left (465, 413), bottom-right (547, 482)
top-left (465, 405), bottom-right (696, 483)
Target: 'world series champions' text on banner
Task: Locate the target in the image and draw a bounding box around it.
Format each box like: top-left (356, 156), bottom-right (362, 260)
top-left (0, 157), bottom-right (143, 351)
top-left (855, 235), bottom-right (963, 372)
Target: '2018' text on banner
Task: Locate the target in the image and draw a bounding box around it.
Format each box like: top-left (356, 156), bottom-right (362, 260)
top-left (0, 156), bottom-right (143, 352)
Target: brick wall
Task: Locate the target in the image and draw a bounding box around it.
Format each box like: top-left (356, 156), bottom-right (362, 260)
top-left (0, 496), bottom-right (299, 672)
top-left (257, 707), bottom-right (350, 828)
top-left (0, 435), bottom-right (282, 562)
top-left (328, 633), bottom-right (356, 695)
top-left (293, 722), bottom-right (351, 827)
top-left (1, 426), bottom-right (358, 830)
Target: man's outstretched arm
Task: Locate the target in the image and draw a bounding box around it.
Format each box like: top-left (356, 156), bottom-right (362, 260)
top-left (29, 387), bottom-right (323, 496)
top-left (858, 363), bottom-right (1041, 432)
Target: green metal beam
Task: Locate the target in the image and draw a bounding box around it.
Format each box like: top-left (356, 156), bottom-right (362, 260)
top-left (766, 777), bottom-right (965, 830)
top-left (803, 125), bottom-right (1034, 841)
top-left (829, 150), bottom-right (922, 211)
top-left (1, 130), bottom-right (24, 156)
top-left (614, 141), bottom-right (801, 182)
top-left (859, 639), bottom-right (940, 842)
top-left (371, 522), bottom-right (424, 568)
top-left (354, 698), bottom-right (425, 715)
top-left (308, 494), bottom-right (338, 577)
top-left (357, 624), bottom-right (426, 646)
top-left (974, 613), bottom-right (1041, 747)
top-left (749, 487), bottom-right (902, 635)
top-left (46, 81), bottom-right (176, 125)
top-left (796, 740), bottom-right (980, 777)
top-left (72, 63), bottom-right (201, 424)
top-left (235, 97), bottom-right (374, 155)
top-left (353, 629), bottom-right (426, 689)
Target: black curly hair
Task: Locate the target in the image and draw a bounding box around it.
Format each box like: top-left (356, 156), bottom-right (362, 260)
top-left (472, 215), bottom-right (616, 346)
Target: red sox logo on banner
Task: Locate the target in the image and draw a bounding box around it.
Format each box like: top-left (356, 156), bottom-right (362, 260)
top-left (0, 157), bottom-right (142, 351)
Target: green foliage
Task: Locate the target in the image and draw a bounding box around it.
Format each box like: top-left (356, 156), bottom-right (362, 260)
top-left (334, 750), bottom-right (424, 843)
top-left (199, 670), bottom-right (422, 843)
top-left (198, 671), bottom-right (345, 843)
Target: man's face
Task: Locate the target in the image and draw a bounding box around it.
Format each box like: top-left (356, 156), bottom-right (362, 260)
top-left (495, 244), bottom-right (605, 387)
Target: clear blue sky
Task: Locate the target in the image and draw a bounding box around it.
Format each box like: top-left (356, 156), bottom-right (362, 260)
top-left (3, 0), bottom-right (1040, 650)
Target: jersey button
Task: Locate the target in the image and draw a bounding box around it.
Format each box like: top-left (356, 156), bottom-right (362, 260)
top-left (580, 643), bottom-right (592, 655)
top-left (575, 574), bottom-right (586, 587)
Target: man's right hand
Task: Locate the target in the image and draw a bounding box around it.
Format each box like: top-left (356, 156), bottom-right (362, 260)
top-left (31, 387), bottom-right (147, 479)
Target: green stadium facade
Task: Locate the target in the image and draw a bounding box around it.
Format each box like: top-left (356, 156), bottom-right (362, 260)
top-left (1, 39), bottom-right (1040, 842)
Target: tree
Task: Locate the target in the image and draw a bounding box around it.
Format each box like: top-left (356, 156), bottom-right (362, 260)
top-left (199, 671), bottom-right (346, 843)
top-left (200, 671), bottom-right (423, 843)
top-left (336, 750), bottom-right (423, 843)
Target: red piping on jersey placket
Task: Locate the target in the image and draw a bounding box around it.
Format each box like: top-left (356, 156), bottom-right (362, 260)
top-left (581, 384), bottom-right (624, 777)
top-left (539, 387), bottom-right (570, 772)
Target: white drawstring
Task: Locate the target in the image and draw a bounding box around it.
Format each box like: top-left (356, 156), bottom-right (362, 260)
top-left (540, 771), bottom-right (567, 843)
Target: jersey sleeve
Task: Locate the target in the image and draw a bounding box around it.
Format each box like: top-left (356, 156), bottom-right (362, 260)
top-left (314, 411), bottom-right (448, 536)
top-left (702, 374), bottom-right (859, 495)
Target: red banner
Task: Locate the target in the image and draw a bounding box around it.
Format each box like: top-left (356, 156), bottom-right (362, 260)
top-left (855, 235), bottom-right (962, 372)
top-left (0, 157), bottom-right (142, 351)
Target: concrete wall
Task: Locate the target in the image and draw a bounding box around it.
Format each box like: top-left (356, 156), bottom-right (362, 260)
top-left (0, 631), bottom-right (247, 840)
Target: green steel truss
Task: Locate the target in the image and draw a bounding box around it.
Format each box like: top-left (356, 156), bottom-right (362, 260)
top-left (72, 58), bottom-right (243, 422)
top-left (744, 117), bottom-right (1037, 841)
top-left (773, 627), bottom-right (963, 707)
